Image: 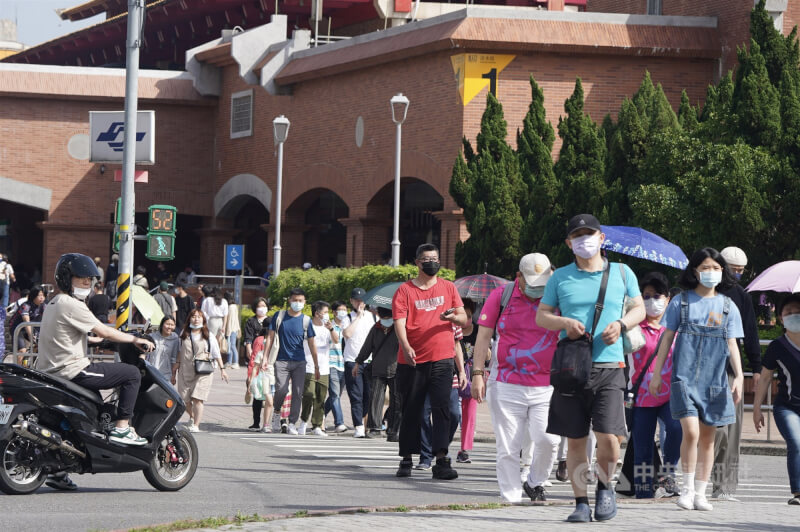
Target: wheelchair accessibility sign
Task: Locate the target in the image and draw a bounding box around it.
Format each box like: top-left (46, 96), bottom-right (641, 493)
top-left (226, 245), bottom-right (244, 271)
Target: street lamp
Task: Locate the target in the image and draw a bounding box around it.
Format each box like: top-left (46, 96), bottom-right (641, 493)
top-left (390, 93), bottom-right (409, 267)
top-left (272, 115), bottom-right (290, 278)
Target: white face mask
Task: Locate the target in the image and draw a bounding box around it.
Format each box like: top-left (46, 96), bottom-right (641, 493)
top-left (290, 301), bottom-right (304, 313)
top-left (256, 307), bottom-right (267, 317)
top-left (189, 323), bottom-right (203, 330)
top-left (571, 234), bottom-right (602, 260)
top-left (321, 314), bottom-right (330, 324)
top-left (72, 286), bottom-right (91, 300)
top-left (336, 310), bottom-right (348, 320)
top-left (380, 318), bottom-right (394, 328)
top-left (644, 297), bottom-right (667, 317)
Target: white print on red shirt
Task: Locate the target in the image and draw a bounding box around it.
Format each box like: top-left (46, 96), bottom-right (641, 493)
top-left (414, 296), bottom-right (445, 312)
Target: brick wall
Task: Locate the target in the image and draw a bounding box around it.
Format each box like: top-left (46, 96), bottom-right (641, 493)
top-left (785, 0), bottom-right (800, 36)
top-left (0, 95), bottom-right (216, 278)
top-left (462, 52), bottom-right (714, 160)
top-left (212, 46), bottom-right (715, 270)
top-left (214, 50), bottom-right (464, 269)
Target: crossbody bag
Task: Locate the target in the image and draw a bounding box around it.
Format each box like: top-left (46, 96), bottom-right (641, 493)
top-left (192, 337), bottom-right (214, 374)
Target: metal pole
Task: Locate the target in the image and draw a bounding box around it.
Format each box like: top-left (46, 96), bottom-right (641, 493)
top-left (237, 246), bottom-right (245, 305)
top-left (273, 140), bottom-right (284, 278)
top-left (390, 121), bottom-right (402, 267)
top-left (115, 0), bottom-right (144, 331)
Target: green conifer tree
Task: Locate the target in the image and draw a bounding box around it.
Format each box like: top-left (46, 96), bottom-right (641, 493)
top-left (449, 93), bottom-right (525, 277)
top-left (516, 76), bottom-right (561, 256)
top-left (733, 39), bottom-right (782, 150)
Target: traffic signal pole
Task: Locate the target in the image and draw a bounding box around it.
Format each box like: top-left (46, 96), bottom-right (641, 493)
top-left (115, 0), bottom-right (144, 330)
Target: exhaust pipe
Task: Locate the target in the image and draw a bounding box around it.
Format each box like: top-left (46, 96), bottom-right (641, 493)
top-left (12, 421), bottom-right (87, 459)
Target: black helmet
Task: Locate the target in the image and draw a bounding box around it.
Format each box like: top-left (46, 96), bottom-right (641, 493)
top-left (54, 253), bottom-right (101, 292)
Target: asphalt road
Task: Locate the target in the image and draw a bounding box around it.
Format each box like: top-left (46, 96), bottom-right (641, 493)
top-left (0, 429), bottom-right (793, 531)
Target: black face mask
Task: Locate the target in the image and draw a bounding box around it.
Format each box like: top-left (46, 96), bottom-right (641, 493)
top-left (420, 261), bottom-right (441, 276)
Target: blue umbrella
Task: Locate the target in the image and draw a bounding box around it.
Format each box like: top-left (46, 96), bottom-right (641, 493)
top-left (600, 225), bottom-right (689, 269)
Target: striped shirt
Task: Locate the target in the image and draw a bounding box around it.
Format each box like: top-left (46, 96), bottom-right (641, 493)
top-left (329, 317), bottom-right (348, 372)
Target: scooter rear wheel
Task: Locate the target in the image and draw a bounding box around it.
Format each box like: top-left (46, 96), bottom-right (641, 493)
top-left (143, 426), bottom-right (198, 491)
top-left (0, 436), bottom-right (47, 495)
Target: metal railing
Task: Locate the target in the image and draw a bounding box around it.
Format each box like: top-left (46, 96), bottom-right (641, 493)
top-left (3, 322), bottom-right (119, 366)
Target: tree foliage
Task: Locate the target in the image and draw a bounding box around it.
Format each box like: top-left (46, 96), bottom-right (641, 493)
top-left (450, 93), bottom-right (524, 278)
top-left (451, 0), bottom-right (800, 277)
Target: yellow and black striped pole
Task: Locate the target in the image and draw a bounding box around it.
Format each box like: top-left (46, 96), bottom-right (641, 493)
top-left (115, 273), bottom-right (131, 330)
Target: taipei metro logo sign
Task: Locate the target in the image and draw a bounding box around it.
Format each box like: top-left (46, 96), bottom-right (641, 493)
top-left (89, 110), bottom-right (156, 164)
top-left (96, 122), bottom-right (146, 152)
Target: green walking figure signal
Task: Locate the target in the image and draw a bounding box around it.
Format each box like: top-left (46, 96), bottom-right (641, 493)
top-left (145, 204), bottom-right (177, 261)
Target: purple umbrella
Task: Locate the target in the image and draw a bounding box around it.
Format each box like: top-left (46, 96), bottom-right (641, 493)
top-left (746, 261), bottom-right (800, 293)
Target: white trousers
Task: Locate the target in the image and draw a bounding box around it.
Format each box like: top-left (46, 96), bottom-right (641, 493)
top-left (487, 379), bottom-right (560, 502)
top-left (557, 432), bottom-right (597, 462)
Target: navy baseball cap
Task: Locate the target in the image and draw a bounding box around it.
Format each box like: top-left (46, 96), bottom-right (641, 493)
top-left (350, 287), bottom-right (367, 300)
top-left (566, 214), bottom-right (602, 237)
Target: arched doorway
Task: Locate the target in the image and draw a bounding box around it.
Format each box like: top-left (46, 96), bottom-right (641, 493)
top-left (0, 198), bottom-right (46, 290)
top-left (285, 189), bottom-right (349, 268)
top-left (367, 178), bottom-right (444, 265)
top-left (215, 174), bottom-right (272, 274)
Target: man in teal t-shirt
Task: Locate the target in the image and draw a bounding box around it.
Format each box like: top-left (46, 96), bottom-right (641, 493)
top-left (537, 214), bottom-right (645, 524)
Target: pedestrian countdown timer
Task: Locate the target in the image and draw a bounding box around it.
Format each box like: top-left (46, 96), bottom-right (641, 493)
top-left (146, 205), bottom-right (177, 261)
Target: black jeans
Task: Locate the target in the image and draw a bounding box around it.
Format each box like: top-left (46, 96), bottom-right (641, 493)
top-left (71, 362), bottom-right (141, 419)
top-left (369, 375), bottom-right (400, 434)
top-left (397, 358), bottom-right (454, 458)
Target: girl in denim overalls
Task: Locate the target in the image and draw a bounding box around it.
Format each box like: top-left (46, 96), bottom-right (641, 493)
top-left (649, 248), bottom-right (744, 512)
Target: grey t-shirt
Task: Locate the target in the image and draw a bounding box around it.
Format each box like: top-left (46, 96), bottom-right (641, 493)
top-left (35, 294), bottom-right (101, 379)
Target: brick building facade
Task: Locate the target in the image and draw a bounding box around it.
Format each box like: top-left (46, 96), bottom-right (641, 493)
top-left (0, 1), bottom-right (796, 284)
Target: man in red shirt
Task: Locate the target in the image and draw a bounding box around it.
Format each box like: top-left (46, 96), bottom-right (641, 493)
top-left (393, 243), bottom-right (467, 480)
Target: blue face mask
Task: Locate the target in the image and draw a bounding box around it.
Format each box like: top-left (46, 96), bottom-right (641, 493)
top-left (380, 318), bottom-right (394, 328)
top-left (697, 270), bottom-right (722, 288)
top-left (290, 301), bottom-right (304, 313)
top-left (524, 285), bottom-right (545, 300)
top-left (733, 272), bottom-right (742, 281)
top-left (784, 314), bottom-right (800, 333)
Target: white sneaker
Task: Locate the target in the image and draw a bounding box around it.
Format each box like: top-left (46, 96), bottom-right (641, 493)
top-left (287, 423), bottom-right (299, 435)
top-left (260, 426), bottom-right (272, 433)
top-left (334, 424), bottom-right (348, 433)
top-left (542, 480), bottom-right (552, 487)
top-left (298, 421), bottom-right (307, 436)
top-left (712, 491), bottom-right (740, 502)
top-left (694, 494), bottom-right (713, 511)
top-left (677, 489), bottom-right (696, 510)
top-left (312, 427), bottom-right (328, 437)
top-left (187, 424), bottom-right (201, 433)
top-left (271, 413), bottom-right (281, 432)
top-left (353, 425), bottom-right (365, 438)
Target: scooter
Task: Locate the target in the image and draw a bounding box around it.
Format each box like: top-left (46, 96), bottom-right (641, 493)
top-left (0, 338), bottom-right (198, 494)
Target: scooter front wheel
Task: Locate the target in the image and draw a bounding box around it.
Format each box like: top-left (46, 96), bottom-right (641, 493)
top-left (0, 436), bottom-right (47, 495)
top-left (143, 427), bottom-right (198, 491)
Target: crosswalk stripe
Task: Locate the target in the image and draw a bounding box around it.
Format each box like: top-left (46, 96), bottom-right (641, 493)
top-left (228, 433), bottom-right (788, 502)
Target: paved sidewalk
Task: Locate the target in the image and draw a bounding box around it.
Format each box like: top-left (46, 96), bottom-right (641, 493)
top-left (196, 365), bottom-right (787, 454)
top-left (190, 501), bottom-right (799, 532)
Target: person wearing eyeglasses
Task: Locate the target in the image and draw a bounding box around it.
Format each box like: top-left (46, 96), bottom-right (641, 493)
top-left (714, 246), bottom-right (761, 501)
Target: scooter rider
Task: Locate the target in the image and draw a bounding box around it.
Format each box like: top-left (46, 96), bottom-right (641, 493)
top-left (35, 253), bottom-right (154, 490)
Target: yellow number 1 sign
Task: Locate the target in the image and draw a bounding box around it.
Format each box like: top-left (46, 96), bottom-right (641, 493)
top-left (451, 53), bottom-right (515, 106)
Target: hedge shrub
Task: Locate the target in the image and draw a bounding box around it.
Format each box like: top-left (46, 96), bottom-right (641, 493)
top-left (266, 264), bottom-right (455, 307)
